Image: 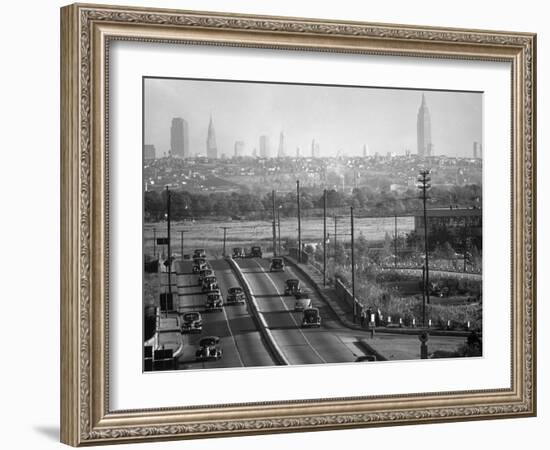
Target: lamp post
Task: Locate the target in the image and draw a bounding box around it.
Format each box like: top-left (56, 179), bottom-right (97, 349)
top-left (277, 205), bottom-right (282, 256)
top-left (351, 206), bottom-right (356, 323)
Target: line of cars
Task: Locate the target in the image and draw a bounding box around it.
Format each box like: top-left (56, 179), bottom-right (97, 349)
top-left (185, 248), bottom-right (248, 362)
top-left (282, 278), bottom-right (321, 328)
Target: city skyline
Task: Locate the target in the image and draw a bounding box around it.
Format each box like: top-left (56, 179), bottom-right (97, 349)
top-left (144, 78), bottom-right (483, 159)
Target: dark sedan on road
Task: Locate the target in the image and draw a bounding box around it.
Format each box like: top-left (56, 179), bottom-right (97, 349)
top-left (202, 275), bottom-right (218, 291)
top-left (301, 307), bottom-right (321, 328)
top-left (249, 246), bottom-right (262, 258)
top-left (198, 268), bottom-right (213, 284)
top-left (284, 278), bottom-right (301, 296)
top-left (227, 286), bottom-right (245, 305)
top-left (193, 248), bottom-right (206, 258)
top-left (195, 336), bottom-right (222, 361)
top-left (270, 257), bottom-right (285, 272)
top-left (181, 312), bottom-right (203, 334)
top-left (205, 292), bottom-right (223, 311)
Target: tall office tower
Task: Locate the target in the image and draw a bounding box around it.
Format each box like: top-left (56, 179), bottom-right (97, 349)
top-left (144, 144), bottom-right (156, 161)
top-left (362, 144), bottom-right (369, 158)
top-left (473, 141), bottom-right (482, 159)
top-left (296, 147), bottom-right (301, 158)
top-left (206, 115), bottom-right (218, 159)
top-left (416, 93), bottom-right (433, 157)
top-left (311, 139), bottom-right (320, 158)
top-left (170, 118), bottom-right (189, 158)
top-left (234, 140), bottom-right (245, 158)
top-left (277, 131), bottom-right (286, 158)
top-left (259, 135), bottom-right (270, 158)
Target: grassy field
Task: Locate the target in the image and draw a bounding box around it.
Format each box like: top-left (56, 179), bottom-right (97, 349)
top-left (144, 216), bottom-right (414, 259)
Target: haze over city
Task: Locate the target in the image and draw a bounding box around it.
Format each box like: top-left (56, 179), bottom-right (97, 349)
top-left (144, 77), bottom-right (483, 159)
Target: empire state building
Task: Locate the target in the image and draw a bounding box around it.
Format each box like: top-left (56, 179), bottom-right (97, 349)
top-left (417, 93), bottom-right (433, 157)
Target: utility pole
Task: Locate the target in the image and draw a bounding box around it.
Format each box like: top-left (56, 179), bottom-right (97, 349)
top-left (334, 215), bottom-right (338, 257)
top-left (277, 206), bottom-right (282, 256)
top-left (220, 226), bottom-right (229, 257)
top-left (417, 169), bottom-right (431, 307)
top-left (297, 180), bottom-right (302, 262)
top-left (351, 206), bottom-right (356, 323)
top-left (165, 186), bottom-right (172, 295)
top-left (153, 228), bottom-right (156, 259)
top-left (394, 214), bottom-right (398, 268)
top-left (272, 190), bottom-right (277, 257)
top-left (323, 189), bottom-right (327, 286)
top-left (180, 230), bottom-right (184, 261)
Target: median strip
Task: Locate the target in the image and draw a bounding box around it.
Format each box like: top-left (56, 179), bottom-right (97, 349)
top-left (226, 258), bottom-right (289, 366)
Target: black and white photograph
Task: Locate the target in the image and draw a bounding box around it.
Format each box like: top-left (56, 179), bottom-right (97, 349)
top-left (142, 77), bottom-right (483, 371)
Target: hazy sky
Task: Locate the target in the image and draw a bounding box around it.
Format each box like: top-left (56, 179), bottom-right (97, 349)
top-left (144, 77), bottom-right (482, 158)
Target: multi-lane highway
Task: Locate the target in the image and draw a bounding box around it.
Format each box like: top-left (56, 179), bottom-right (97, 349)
top-left (147, 254), bottom-right (467, 370)
top-left (236, 258), bottom-right (377, 365)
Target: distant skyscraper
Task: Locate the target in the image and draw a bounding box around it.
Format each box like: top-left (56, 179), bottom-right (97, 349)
top-left (311, 139), bottom-right (320, 158)
top-left (362, 144), bottom-right (369, 158)
top-left (417, 94), bottom-right (433, 157)
top-left (144, 144), bottom-right (156, 161)
top-left (296, 147), bottom-right (301, 158)
top-left (206, 115), bottom-right (218, 159)
top-left (473, 141), bottom-right (482, 159)
top-left (277, 131), bottom-right (286, 158)
top-left (234, 140), bottom-right (245, 158)
top-left (170, 117), bottom-right (189, 158)
top-left (259, 135), bottom-right (270, 158)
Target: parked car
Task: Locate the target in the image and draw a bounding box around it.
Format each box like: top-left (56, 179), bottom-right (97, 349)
top-left (195, 336), bottom-right (222, 361)
top-left (181, 311), bottom-right (203, 334)
top-left (249, 246), bottom-right (263, 258)
top-left (193, 248), bottom-right (206, 258)
top-left (205, 292), bottom-right (223, 311)
top-left (226, 286), bottom-right (245, 305)
top-left (232, 247), bottom-right (246, 258)
top-left (284, 278), bottom-right (301, 296)
top-left (301, 307), bottom-right (321, 328)
top-left (202, 275), bottom-right (218, 292)
top-left (270, 257), bottom-right (285, 272)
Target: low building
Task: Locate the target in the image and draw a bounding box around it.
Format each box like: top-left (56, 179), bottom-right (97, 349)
top-left (414, 208), bottom-right (482, 238)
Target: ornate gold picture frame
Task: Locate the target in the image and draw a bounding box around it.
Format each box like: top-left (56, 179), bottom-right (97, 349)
top-left (60, 3), bottom-right (536, 446)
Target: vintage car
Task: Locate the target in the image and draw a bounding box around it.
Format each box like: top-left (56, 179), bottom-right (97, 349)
top-left (232, 247), bottom-right (246, 258)
top-left (249, 246), bottom-right (262, 258)
top-left (192, 261), bottom-right (207, 274)
top-left (284, 278), bottom-right (301, 296)
top-left (301, 307), bottom-right (321, 328)
top-left (195, 336), bottom-right (222, 361)
top-left (193, 248), bottom-right (206, 259)
top-left (198, 268), bottom-right (214, 284)
top-left (202, 275), bottom-right (219, 292)
top-left (269, 257), bottom-right (285, 272)
top-left (294, 291), bottom-right (312, 311)
top-left (205, 292), bottom-right (223, 311)
top-left (180, 311), bottom-right (203, 334)
top-left (355, 355), bottom-right (377, 362)
top-left (226, 286), bottom-right (245, 305)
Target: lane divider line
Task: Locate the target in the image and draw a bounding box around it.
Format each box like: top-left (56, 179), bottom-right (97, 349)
top-left (250, 259), bottom-right (327, 364)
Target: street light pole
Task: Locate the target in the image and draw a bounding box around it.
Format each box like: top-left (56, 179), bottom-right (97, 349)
top-left (272, 190), bottom-right (277, 257)
top-left (220, 226), bottom-right (229, 257)
top-left (297, 180), bottom-right (302, 262)
top-left (323, 189), bottom-right (327, 286)
top-left (165, 186), bottom-right (172, 296)
top-left (417, 170), bottom-right (431, 307)
top-left (394, 214), bottom-right (398, 268)
top-left (351, 206), bottom-right (356, 323)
